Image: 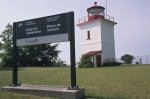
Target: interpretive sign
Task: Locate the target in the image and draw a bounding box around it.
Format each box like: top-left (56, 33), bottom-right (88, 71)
top-left (13, 12), bottom-right (77, 89)
top-left (16, 12), bottom-right (72, 46)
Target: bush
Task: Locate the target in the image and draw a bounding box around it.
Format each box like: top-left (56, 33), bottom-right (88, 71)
top-left (78, 55), bottom-right (94, 68)
top-left (103, 62), bottom-right (121, 67)
top-left (0, 66), bottom-right (2, 70)
top-left (54, 58), bottom-right (67, 67)
top-left (135, 62), bottom-right (139, 64)
top-left (0, 61), bottom-right (8, 69)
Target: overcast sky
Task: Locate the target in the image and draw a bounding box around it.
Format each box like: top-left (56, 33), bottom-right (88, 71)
top-left (0, 0), bottom-right (150, 64)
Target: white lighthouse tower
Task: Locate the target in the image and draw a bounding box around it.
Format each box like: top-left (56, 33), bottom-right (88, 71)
top-left (77, 2), bottom-right (117, 66)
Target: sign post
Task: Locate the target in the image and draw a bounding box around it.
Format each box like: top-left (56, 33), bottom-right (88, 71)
top-left (12, 12), bottom-right (77, 89)
top-left (12, 22), bottom-right (18, 86)
top-left (68, 12), bottom-right (77, 89)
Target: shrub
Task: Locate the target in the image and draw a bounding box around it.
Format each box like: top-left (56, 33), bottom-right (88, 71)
top-left (78, 55), bottom-right (94, 68)
top-left (54, 58), bottom-right (67, 67)
top-left (103, 62), bottom-right (121, 67)
top-left (135, 62), bottom-right (139, 64)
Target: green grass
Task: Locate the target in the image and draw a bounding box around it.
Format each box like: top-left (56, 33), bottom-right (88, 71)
top-left (0, 65), bottom-right (150, 99)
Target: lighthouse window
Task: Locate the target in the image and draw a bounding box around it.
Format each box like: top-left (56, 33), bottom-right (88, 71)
top-left (87, 30), bottom-right (91, 40)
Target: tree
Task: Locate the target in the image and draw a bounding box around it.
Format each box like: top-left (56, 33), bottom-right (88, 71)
top-left (0, 24), bottom-right (13, 68)
top-left (78, 55), bottom-right (94, 68)
top-left (17, 44), bottom-right (60, 67)
top-left (0, 24), bottom-right (63, 68)
top-left (121, 54), bottom-right (134, 64)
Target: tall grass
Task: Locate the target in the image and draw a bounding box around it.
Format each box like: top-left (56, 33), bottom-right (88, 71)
top-left (0, 65), bottom-right (150, 99)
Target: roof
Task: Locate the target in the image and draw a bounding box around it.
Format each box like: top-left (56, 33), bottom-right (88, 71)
top-left (87, 6), bottom-right (105, 12)
top-left (83, 51), bottom-right (102, 57)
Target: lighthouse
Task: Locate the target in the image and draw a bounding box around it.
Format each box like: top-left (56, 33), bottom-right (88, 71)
top-left (77, 2), bottom-right (117, 67)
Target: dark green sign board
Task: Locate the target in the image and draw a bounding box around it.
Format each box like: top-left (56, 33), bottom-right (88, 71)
top-left (16, 12), bottom-right (72, 46)
top-left (13, 12), bottom-right (77, 89)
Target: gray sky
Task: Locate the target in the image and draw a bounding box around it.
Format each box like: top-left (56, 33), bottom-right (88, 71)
top-left (0, 0), bottom-right (150, 64)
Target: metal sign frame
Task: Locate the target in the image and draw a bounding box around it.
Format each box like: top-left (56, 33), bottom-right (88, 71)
top-left (12, 12), bottom-right (77, 89)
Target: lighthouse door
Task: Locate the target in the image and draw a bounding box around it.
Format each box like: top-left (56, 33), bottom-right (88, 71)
top-left (96, 55), bottom-right (101, 67)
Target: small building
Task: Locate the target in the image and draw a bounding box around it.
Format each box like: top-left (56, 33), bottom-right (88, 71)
top-left (77, 2), bottom-right (117, 67)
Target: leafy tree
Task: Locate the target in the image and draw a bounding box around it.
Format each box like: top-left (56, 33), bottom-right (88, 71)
top-left (0, 24), bottom-right (13, 68)
top-left (121, 54), bottom-right (134, 64)
top-left (17, 44), bottom-right (60, 67)
top-left (78, 55), bottom-right (94, 68)
top-left (0, 24), bottom-right (64, 68)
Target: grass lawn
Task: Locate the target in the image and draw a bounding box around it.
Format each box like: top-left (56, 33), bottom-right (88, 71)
top-left (0, 65), bottom-right (150, 99)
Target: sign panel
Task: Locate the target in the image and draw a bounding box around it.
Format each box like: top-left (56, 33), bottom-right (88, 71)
top-left (13, 11), bottom-right (77, 88)
top-left (16, 12), bottom-right (73, 46)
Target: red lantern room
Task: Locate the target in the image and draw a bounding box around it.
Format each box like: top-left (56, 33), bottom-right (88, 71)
top-left (87, 2), bottom-right (105, 21)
